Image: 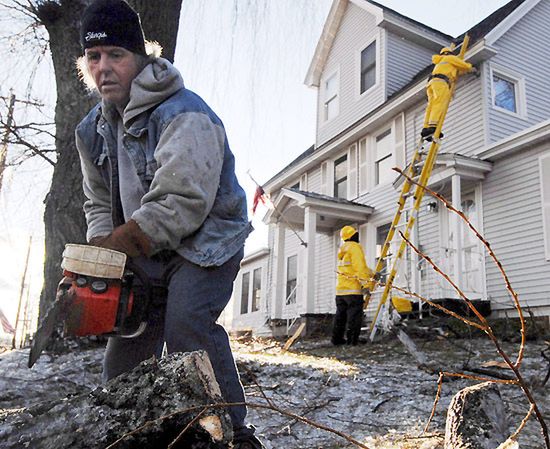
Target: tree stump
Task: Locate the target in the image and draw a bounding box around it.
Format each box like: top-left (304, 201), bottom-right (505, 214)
top-left (0, 351), bottom-right (232, 448)
top-left (444, 381), bottom-right (510, 449)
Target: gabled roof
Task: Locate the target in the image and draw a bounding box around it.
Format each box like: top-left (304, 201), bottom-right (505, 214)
top-left (266, 0), bottom-right (538, 191)
top-left (456, 0), bottom-right (535, 47)
top-left (305, 0), bottom-right (452, 87)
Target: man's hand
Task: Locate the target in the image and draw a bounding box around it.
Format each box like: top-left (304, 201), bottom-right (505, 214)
top-left (90, 220), bottom-right (152, 258)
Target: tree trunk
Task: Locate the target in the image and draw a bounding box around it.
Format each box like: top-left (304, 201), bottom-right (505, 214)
top-left (129, 0), bottom-right (182, 63)
top-left (38, 0), bottom-right (183, 320)
top-left (444, 381), bottom-right (510, 449)
top-left (0, 351), bottom-right (232, 448)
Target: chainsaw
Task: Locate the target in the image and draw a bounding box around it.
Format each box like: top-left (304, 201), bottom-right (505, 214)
top-left (28, 244), bottom-right (152, 368)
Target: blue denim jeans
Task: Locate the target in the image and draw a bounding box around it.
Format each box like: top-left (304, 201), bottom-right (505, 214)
top-left (102, 248), bottom-right (249, 431)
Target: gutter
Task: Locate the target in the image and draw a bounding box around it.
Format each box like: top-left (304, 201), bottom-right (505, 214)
top-left (477, 119), bottom-right (550, 160)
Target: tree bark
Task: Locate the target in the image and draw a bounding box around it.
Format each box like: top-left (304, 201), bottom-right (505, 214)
top-left (444, 381), bottom-right (510, 449)
top-left (37, 0), bottom-right (183, 320)
top-left (0, 351), bottom-right (232, 449)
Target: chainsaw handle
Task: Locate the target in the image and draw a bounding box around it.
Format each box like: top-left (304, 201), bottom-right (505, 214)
top-left (124, 259), bottom-right (153, 302)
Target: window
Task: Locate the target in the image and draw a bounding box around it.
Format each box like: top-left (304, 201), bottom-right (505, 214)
top-left (334, 154), bottom-right (348, 198)
top-left (286, 255), bottom-right (298, 304)
top-left (376, 223), bottom-right (391, 285)
top-left (375, 129), bottom-right (393, 185)
top-left (490, 67), bottom-right (525, 116)
top-left (324, 72), bottom-right (339, 121)
top-left (251, 268), bottom-right (262, 312)
top-left (360, 41), bottom-right (376, 94)
top-left (493, 74), bottom-right (517, 113)
top-left (240, 272), bottom-right (250, 314)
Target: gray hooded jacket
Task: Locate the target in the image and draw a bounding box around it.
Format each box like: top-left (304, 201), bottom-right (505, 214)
top-left (75, 58), bottom-right (252, 266)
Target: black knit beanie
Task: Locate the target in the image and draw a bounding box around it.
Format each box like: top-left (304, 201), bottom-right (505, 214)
top-left (80, 0), bottom-right (146, 55)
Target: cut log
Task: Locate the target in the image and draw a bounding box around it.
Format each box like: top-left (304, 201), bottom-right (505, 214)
top-left (0, 351), bottom-right (232, 449)
top-left (444, 381), bottom-right (510, 449)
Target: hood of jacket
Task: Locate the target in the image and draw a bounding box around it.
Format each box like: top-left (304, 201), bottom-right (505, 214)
top-left (111, 57), bottom-right (185, 126)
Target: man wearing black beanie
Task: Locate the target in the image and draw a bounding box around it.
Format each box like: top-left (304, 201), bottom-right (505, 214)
top-left (75, 1), bottom-right (263, 447)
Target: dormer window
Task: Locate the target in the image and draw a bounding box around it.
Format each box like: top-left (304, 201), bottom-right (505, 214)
top-left (360, 41), bottom-right (376, 94)
top-left (323, 71), bottom-right (339, 121)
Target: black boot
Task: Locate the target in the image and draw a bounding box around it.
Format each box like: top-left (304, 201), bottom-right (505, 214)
top-left (421, 126), bottom-right (444, 141)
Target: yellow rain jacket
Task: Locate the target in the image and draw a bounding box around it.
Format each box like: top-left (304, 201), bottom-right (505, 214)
top-left (336, 241), bottom-right (373, 296)
top-left (430, 54), bottom-right (472, 83)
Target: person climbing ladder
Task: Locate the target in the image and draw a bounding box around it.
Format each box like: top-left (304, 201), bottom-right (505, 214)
top-left (421, 46), bottom-right (474, 141)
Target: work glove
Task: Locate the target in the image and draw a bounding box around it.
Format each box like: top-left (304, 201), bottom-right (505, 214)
top-left (89, 219), bottom-right (152, 258)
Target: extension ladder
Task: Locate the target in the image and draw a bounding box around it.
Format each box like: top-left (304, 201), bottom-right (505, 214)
top-left (364, 35), bottom-right (470, 340)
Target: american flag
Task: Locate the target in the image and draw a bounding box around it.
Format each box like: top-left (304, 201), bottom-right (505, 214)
top-left (0, 308), bottom-right (15, 335)
top-left (252, 185), bottom-right (266, 215)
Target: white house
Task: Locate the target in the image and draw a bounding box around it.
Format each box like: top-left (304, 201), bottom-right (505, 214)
top-left (230, 0), bottom-right (550, 336)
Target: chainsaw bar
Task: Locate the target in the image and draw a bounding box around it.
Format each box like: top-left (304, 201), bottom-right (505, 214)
top-left (28, 278), bottom-right (73, 368)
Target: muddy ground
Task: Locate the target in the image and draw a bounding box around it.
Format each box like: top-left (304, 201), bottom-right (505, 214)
top-left (0, 333), bottom-right (548, 448)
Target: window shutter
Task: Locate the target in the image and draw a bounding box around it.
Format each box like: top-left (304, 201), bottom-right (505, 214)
top-left (347, 143), bottom-right (358, 199)
top-left (393, 113), bottom-right (405, 169)
top-left (320, 161), bottom-right (328, 195)
top-left (359, 138), bottom-right (368, 194)
top-left (321, 159), bottom-right (335, 196)
top-left (300, 173), bottom-right (308, 191)
top-left (540, 153), bottom-right (550, 261)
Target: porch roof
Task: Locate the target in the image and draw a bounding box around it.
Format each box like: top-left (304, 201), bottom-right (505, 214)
top-left (263, 188), bottom-right (374, 233)
top-left (393, 152), bottom-right (493, 190)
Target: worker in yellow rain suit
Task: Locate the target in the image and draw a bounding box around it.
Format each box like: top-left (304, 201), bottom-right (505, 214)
top-left (332, 225), bottom-right (373, 346)
top-left (421, 46), bottom-right (473, 141)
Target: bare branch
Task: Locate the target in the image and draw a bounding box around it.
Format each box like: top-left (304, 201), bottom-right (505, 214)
top-left (394, 166), bottom-right (526, 367)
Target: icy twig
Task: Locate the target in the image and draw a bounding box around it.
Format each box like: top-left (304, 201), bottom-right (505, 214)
top-left (510, 403), bottom-right (535, 441)
top-left (424, 372), bottom-right (444, 433)
top-left (167, 407), bottom-right (207, 449)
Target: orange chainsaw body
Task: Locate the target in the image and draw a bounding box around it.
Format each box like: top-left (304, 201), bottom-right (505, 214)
top-left (63, 270), bottom-right (134, 336)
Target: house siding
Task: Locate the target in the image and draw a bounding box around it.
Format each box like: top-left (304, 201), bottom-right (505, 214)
top-left (483, 144), bottom-right (550, 313)
top-left (307, 166), bottom-right (323, 193)
top-left (487, 0), bottom-right (550, 143)
top-left (386, 31), bottom-right (434, 97)
top-left (316, 3), bottom-right (385, 147)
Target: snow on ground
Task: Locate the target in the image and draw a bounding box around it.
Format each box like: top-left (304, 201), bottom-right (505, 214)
top-left (0, 335), bottom-right (548, 448)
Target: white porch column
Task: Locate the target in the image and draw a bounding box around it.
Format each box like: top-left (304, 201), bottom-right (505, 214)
top-left (452, 174), bottom-right (463, 293)
top-left (302, 207), bottom-right (317, 314)
top-left (270, 223), bottom-right (286, 319)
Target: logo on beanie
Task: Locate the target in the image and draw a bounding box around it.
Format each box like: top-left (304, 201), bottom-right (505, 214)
top-left (85, 31), bottom-right (108, 42)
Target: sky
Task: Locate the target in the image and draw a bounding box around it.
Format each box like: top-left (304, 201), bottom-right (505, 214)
top-left (0, 0), bottom-right (510, 330)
